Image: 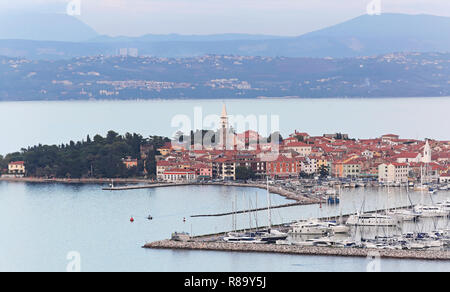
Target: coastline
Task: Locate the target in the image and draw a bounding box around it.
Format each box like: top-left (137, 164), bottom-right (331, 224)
top-left (0, 177), bottom-right (319, 204)
top-left (0, 176), bottom-right (151, 185)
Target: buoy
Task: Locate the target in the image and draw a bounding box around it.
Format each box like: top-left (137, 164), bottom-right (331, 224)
top-left (183, 217), bottom-right (186, 223)
top-left (130, 217), bottom-right (135, 223)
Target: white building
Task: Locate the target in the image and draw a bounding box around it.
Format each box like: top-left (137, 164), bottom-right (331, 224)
top-left (378, 163), bottom-right (409, 183)
top-left (163, 169), bottom-right (196, 183)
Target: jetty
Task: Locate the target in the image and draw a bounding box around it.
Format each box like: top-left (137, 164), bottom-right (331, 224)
top-left (102, 181), bottom-right (320, 204)
top-left (191, 202), bottom-right (309, 218)
top-left (144, 240), bottom-right (450, 261)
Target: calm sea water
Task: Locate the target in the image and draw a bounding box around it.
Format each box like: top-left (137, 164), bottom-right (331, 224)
top-left (1, 97), bottom-right (450, 155)
top-left (0, 181), bottom-right (449, 272)
top-left (1, 98), bottom-right (450, 271)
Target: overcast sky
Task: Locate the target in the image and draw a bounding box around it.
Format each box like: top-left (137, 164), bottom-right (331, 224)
top-left (2, 0), bottom-right (450, 36)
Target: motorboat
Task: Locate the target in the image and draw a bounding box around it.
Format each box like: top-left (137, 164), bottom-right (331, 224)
top-left (386, 209), bottom-right (420, 221)
top-left (436, 200), bottom-right (450, 213)
top-left (224, 232), bottom-right (263, 243)
top-left (323, 221), bottom-right (350, 234)
top-left (257, 229), bottom-right (289, 243)
top-left (289, 220), bottom-right (332, 235)
top-left (414, 205), bottom-right (448, 217)
top-left (346, 213), bottom-right (400, 227)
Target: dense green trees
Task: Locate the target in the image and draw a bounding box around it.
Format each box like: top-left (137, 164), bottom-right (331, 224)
top-left (0, 131), bottom-right (170, 179)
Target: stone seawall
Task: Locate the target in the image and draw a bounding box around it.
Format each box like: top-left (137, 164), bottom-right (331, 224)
top-left (144, 240), bottom-right (450, 261)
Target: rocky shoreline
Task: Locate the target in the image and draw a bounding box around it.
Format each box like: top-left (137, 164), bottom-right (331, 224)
top-left (144, 240), bottom-right (450, 261)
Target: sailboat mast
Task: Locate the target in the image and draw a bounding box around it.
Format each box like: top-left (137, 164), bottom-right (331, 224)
top-left (267, 176), bottom-right (272, 232)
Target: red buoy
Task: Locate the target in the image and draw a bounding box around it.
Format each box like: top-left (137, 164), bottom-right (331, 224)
top-left (130, 217), bottom-right (135, 223)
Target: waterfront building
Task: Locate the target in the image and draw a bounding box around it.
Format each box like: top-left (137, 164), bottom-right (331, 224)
top-left (163, 169), bottom-right (196, 182)
top-left (378, 163), bottom-right (409, 183)
top-left (332, 161), bottom-right (361, 178)
top-left (8, 161), bottom-right (25, 175)
top-left (267, 156), bottom-right (299, 178)
top-left (122, 157), bottom-right (138, 169)
top-left (439, 172), bottom-right (450, 184)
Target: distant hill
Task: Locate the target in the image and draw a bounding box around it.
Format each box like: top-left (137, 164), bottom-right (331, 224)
top-left (90, 33), bottom-right (288, 43)
top-left (0, 13), bottom-right (449, 60)
top-left (0, 52), bottom-right (448, 101)
top-left (0, 13), bottom-right (98, 42)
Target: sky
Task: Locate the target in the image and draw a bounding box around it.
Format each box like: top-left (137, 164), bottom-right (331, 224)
top-left (1, 0), bottom-right (450, 36)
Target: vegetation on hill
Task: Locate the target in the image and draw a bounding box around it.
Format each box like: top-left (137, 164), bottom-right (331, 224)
top-left (0, 131), bottom-right (170, 179)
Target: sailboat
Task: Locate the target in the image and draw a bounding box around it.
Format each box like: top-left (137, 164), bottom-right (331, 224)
top-left (257, 177), bottom-right (289, 243)
top-left (224, 179), bottom-right (288, 243)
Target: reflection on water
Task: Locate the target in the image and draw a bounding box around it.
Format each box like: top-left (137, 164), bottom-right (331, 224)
top-left (0, 181), bottom-right (449, 272)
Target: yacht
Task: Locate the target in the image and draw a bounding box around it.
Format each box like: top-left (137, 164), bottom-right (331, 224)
top-left (438, 185), bottom-right (448, 191)
top-left (436, 200), bottom-right (450, 213)
top-left (324, 221), bottom-right (351, 234)
top-left (414, 205), bottom-right (448, 217)
top-left (346, 213), bottom-right (400, 227)
top-left (257, 229), bottom-right (289, 243)
top-left (223, 232), bottom-right (263, 243)
top-left (290, 220), bottom-right (332, 235)
top-left (386, 209), bottom-right (420, 221)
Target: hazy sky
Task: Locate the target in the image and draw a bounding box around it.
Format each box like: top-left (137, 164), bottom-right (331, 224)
top-left (2, 0), bottom-right (450, 36)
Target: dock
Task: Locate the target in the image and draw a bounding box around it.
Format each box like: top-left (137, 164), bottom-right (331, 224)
top-left (191, 202), bottom-right (312, 218)
top-left (102, 182), bottom-right (320, 203)
top-left (144, 240), bottom-right (450, 261)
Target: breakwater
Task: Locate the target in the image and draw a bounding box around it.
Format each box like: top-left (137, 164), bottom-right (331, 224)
top-left (144, 240), bottom-right (450, 261)
top-left (102, 182), bottom-right (319, 204)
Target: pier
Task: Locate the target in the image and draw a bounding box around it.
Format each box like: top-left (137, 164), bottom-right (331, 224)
top-left (102, 182), bottom-right (320, 204)
top-left (144, 240), bottom-right (450, 261)
top-left (191, 202), bottom-right (313, 218)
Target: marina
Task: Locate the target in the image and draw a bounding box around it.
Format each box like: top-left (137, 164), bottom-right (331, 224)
top-left (142, 179), bottom-right (450, 259)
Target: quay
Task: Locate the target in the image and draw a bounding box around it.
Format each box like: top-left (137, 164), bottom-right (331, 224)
top-left (144, 240), bottom-right (450, 261)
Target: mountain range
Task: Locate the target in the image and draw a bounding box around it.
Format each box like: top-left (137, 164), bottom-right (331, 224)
top-left (0, 13), bottom-right (449, 60)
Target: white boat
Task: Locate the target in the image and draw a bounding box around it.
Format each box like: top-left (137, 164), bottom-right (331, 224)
top-left (324, 221), bottom-right (351, 234)
top-left (409, 242), bottom-right (426, 250)
top-left (290, 220), bottom-right (332, 235)
top-left (414, 205), bottom-right (448, 217)
top-left (386, 209), bottom-right (420, 221)
top-left (436, 200), bottom-right (450, 213)
top-left (439, 185), bottom-right (448, 191)
top-left (293, 239), bottom-right (316, 247)
top-left (346, 213), bottom-right (400, 227)
top-left (224, 232), bottom-right (261, 243)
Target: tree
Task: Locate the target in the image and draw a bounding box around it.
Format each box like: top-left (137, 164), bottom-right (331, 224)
top-left (318, 165), bottom-right (329, 178)
top-left (2, 131), bottom-right (170, 179)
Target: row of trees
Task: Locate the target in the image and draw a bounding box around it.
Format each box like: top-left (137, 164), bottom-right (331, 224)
top-left (0, 131), bottom-right (170, 179)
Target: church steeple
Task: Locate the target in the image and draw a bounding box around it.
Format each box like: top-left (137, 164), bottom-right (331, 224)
top-left (220, 104), bottom-right (228, 130)
top-left (219, 104), bottom-right (229, 150)
top-left (422, 139), bottom-right (432, 163)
